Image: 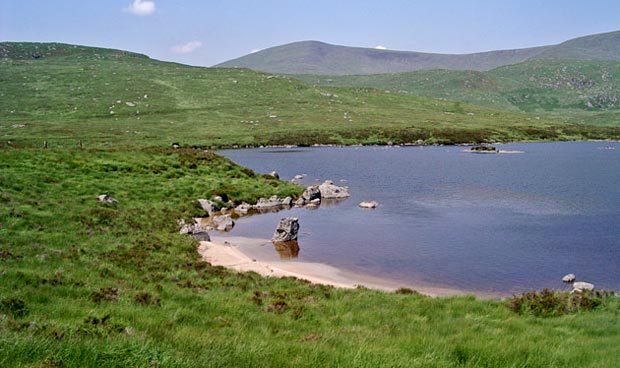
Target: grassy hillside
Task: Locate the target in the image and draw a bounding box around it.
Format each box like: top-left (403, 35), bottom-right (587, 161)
top-left (3, 42), bottom-right (617, 149)
top-left (215, 31), bottom-right (620, 75)
top-left (1, 42), bottom-right (620, 367)
top-left (298, 59), bottom-right (620, 119)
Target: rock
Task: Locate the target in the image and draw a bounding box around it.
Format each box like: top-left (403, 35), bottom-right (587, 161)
top-left (294, 197), bottom-right (306, 207)
top-left (171, 142), bottom-right (180, 149)
top-left (234, 202), bottom-right (253, 214)
top-left (281, 196), bottom-right (293, 207)
top-left (179, 221), bottom-right (211, 241)
top-left (125, 101), bottom-right (136, 107)
top-left (269, 171), bottom-right (280, 179)
top-left (318, 180), bottom-right (350, 199)
top-left (213, 215), bottom-right (234, 232)
top-left (572, 282), bottom-right (594, 292)
top-left (255, 195), bottom-right (291, 209)
top-left (359, 201), bottom-right (379, 209)
top-left (272, 217), bottom-right (299, 242)
top-left (562, 273), bottom-right (576, 283)
top-left (294, 174), bottom-right (304, 180)
top-left (302, 185), bottom-right (321, 202)
top-left (198, 199), bottom-right (218, 216)
top-left (97, 194), bottom-right (118, 204)
top-left (213, 195), bottom-right (223, 202)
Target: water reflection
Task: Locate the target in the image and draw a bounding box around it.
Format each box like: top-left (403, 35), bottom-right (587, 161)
top-left (272, 241), bottom-right (300, 259)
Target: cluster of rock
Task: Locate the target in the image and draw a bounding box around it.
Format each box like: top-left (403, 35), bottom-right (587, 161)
top-left (295, 180), bottom-right (350, 207)
top-left (562, 273), bottom-right (595, 292)
top-left (179, 220), bottom-right (211, 242)
top-left (178, 177), bottom-right (350, 246)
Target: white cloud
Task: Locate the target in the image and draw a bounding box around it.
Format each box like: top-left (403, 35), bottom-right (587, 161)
top-left (124, 0), bottom-right (156, 16)
top-left (171, 41), bottom-right (203, 54)
top-left (250, 48), bottom-right (262, 54)
top-left (375, 45), bottom-right (387, 50)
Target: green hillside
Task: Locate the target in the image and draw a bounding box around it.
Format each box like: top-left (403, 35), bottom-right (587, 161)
top-left (215, 31), bottom-right (620, 75)
top-left (297, 59), bottom-right (620, 124)
top-left (3, 42), bottom-right (616, 149)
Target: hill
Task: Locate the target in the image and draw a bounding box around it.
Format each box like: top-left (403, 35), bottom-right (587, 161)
top-left (4, 42), bottom-right (616, 149)
top-left (297, 59), bottom-right (620, 120)
top-left (215, 31), bottom-right (620, 75)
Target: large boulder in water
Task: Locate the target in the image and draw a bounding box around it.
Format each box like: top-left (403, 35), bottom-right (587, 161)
top-left (319, 180), bottom-right (349, 199)
top-left (272, 217), bottom-right (299, 242)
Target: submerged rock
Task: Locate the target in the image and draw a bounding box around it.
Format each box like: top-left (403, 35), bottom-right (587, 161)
top-left (562, 273), bottom-right (576, 283)
top-left (272, 217), bottom-right (299, 242)
top-left (359, 201), bottom-right (379, 209)
top-left (319, 180), bottom-right (350, 199)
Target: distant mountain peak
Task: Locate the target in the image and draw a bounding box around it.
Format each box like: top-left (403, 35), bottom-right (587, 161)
top-left (215, 30), bottom-right (620, 75)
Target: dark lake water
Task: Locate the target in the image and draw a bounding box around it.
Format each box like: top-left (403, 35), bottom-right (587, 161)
top-left (219, 142), bottom-right (620, 295)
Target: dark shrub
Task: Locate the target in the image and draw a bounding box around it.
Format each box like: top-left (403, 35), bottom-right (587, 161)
top-left (508, 289), bottom-right (605, 317)
top-left (0, 297), bottom-right (29, 318)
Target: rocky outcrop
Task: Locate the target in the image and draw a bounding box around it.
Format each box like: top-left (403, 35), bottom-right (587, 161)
top-left (359, 201), bottom-right (379, 209)
top-left (562, 273), bottom-right (576, 283)
top-left (572, 281), bottom-right (594, 292)
top-left (97, 194), bottom-right (118, 204)
top-left (179, 220), bottom-right (211, 242)
top-left (198, 199), bottom-right (218, 216)
top-left (318, 180), bottom-right (350, 199)
top-left (269, 171), bottom-right (280, 179)
top-left (272, 217), bottom-right (299, 242)
top-left (212, 214), bottom-right (235, 232)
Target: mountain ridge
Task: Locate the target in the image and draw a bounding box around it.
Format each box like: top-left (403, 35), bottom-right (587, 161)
top-left (215, 31), bottom-right (620, 75)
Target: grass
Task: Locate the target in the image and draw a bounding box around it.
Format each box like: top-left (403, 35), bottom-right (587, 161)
top-left (297, 59), bottom-right (620, 118)
top-left (2, 42), bottom-right (620, 150)
top-left (1, 42), bottom-right (620, 367)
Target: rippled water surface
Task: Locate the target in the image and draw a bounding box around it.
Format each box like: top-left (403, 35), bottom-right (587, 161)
top-left (219, 142), bottom-right (620, 294)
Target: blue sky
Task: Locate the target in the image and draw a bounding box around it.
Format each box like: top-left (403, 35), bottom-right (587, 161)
top-left (1, 0), bottom-right (619, 66)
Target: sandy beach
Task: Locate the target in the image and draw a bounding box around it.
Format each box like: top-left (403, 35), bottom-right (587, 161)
top-left (198, 235), bottom-right (502, 298)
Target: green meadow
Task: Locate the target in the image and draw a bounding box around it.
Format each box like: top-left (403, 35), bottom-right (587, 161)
top-left (1, 43), bottom-right (620, 367)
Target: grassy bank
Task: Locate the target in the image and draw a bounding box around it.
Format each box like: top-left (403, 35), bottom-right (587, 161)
top-left (1, 146), bottom-right (620, 367)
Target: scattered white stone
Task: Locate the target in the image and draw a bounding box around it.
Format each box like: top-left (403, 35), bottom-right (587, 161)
top-left (572, 282), bottom-right (594, 292)
top-left (126, 102), bottom-right (136, 107)
top-left (11, 124), bottom-right (26, 128)
top-left (97, 194), bottom-right (118, 204)
top-left (359, 201), bottom-right (379, 209)
top-left (562, 273), bottom-right (576, 283)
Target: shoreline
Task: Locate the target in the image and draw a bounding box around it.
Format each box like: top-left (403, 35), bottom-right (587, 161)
top-left (199, 235), bottom-right (505, 299)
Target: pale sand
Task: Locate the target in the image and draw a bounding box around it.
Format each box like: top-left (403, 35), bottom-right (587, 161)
top-left (198, 236), bottom-right (503, 298)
